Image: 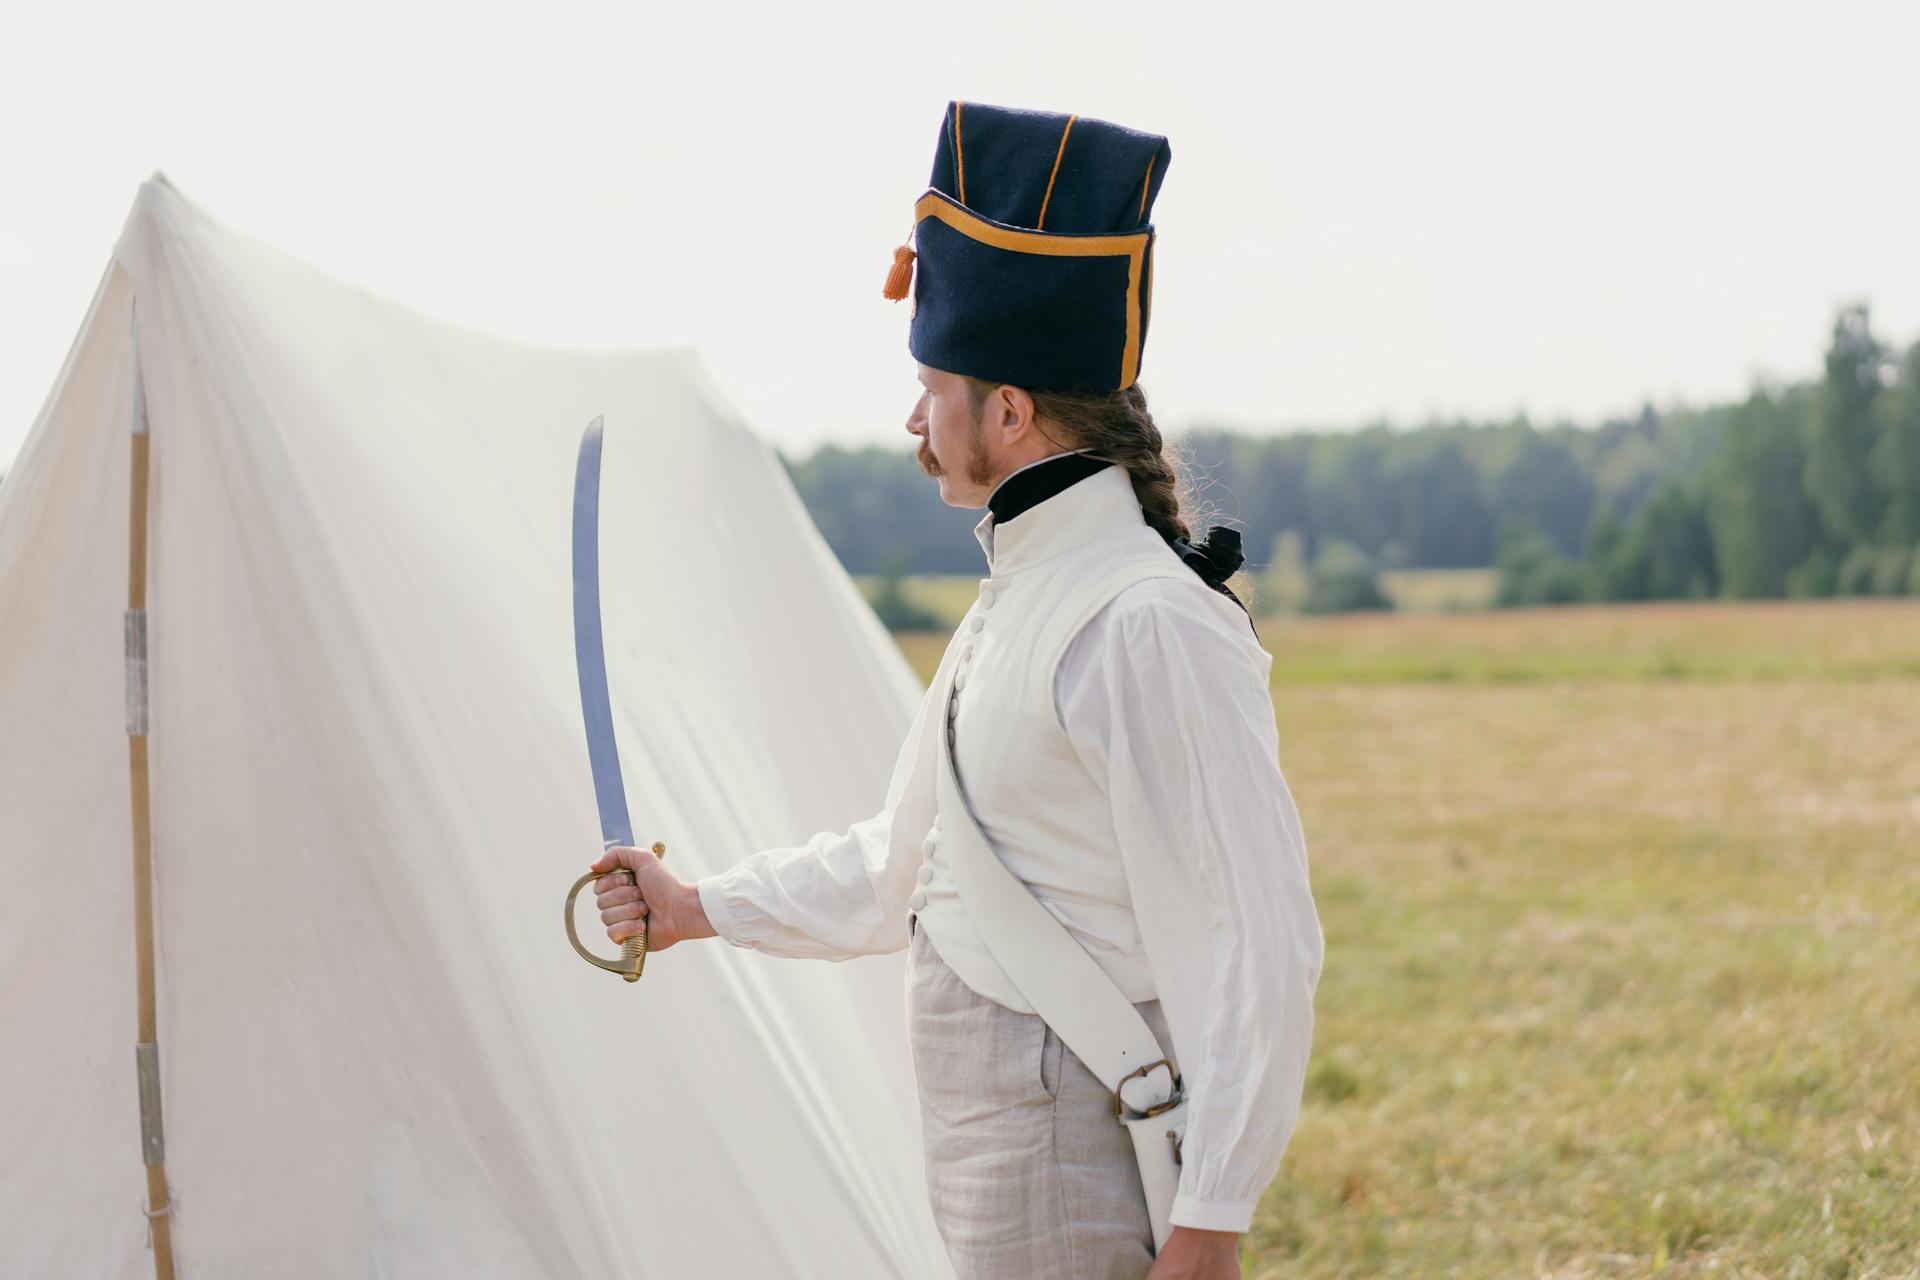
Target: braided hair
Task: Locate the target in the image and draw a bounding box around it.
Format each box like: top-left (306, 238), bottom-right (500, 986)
top-left (966, 378), bottom-right (1257, 636)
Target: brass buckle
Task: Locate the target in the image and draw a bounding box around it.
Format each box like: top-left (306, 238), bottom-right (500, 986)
top-left (1113, 1058), bottom-right (1182, 1120)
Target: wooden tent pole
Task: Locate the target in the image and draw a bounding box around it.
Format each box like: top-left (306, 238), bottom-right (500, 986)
top-left (126, 307), bottom-right (177, 1280)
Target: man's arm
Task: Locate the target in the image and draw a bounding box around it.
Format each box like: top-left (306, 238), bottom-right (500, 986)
top-left (1058, 581), bottom-right (1325, 1234)
top-left (597, 661), bottom-right (945, 961)
top-left (690, 799), bottom-right (911, 960)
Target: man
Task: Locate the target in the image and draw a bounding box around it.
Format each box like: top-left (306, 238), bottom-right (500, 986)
top-left (590, 100), bottom-right (1323, 1280)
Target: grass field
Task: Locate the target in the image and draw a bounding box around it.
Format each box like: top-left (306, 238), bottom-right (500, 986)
top-left (1377, 567), bottom-right (1501, 613)
top-left (888, 598), bottom-right (1920, 1279)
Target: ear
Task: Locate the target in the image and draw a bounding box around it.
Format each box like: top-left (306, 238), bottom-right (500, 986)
top-left (994, 384), bottom-right (1037, 446)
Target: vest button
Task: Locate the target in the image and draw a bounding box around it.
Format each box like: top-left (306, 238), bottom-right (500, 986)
top-left (960, 641), bottom-right (974, 662)
top-left (968, 614), bottom-right (985, 633)
top-left (979, 587), bottom-right (997, 608)
top-left (916, 864), bottom-right (934, 885)
top-left (908, 890), bottom-right (927, 912)
top-left (921, 836), bottom-right (937, 856)
top-left (955, 669), bottom-right (968, 691)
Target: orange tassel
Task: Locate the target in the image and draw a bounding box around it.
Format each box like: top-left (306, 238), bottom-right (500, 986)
top-left (883, 242), bottom-right (916, 301)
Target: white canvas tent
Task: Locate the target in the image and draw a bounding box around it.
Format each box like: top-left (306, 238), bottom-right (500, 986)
top-left (0, 175), bottom-right (952, 1278)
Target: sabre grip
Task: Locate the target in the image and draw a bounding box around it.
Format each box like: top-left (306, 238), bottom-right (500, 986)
top-left (564, 842), bottom-right (667, 982)
top-left (618, 881), bottom-right (646, 976)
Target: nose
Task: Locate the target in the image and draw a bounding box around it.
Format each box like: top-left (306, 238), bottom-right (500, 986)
top-left (905, 390), bottom-right (929, 437)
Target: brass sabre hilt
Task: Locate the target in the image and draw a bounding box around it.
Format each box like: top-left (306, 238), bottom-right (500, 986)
top-left (565, 841), bottom-right (667, 982)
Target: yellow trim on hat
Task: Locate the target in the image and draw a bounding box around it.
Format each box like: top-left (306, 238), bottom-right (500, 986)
top-left (912, 189), bottom-right (1150, 388)
top-left (1037, 115), bottom-right (1077, 230)
top-left (954, 101), bottom-right (968, 205)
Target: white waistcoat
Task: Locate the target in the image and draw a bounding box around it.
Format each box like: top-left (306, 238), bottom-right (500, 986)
top-left (912, 464), bottom-right (1198, 1014)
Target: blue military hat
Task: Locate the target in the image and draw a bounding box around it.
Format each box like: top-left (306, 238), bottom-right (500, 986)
top-left (883, 100), bottom-right (1172, 394)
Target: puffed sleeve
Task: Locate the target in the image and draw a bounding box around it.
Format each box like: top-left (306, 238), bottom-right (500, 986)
top-left (693, 642), bottom-right (947, 960)
top-left (1057, 583), bottom-right (1324, 1233)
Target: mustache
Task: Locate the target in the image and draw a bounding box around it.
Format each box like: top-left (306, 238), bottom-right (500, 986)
top-left (918, 441), bottom-right (941, 475)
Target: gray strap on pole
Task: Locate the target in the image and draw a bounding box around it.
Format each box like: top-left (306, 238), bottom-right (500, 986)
top-left (125, 610), bottom-right (148, 736)
top-left (135, 1041), bottom-right (165, 1163)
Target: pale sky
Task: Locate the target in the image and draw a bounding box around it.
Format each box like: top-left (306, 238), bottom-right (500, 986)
top-left (4, 0), bottom-right (1918, 470)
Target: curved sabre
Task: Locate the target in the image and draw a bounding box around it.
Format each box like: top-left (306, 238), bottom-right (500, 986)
top-left (573, 416), bottom-right (634, 853)
top-left (566, 416), bottom-right (663, 981)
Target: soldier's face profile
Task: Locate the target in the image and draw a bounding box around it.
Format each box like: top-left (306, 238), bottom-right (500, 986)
top-left (907, 362), bottom-right (996, 506)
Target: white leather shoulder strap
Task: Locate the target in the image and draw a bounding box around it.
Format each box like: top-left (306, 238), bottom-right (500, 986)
top-left (933, 660), bottom-right (1179, 1115)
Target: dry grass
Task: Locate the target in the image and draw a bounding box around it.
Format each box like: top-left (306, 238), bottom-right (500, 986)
top-left (1260, 599), bottom-right (1920, 684)
top-left (889, 600), bottom-right (1920, 1278)
top-left (1378, 567), bottom-right (1501, 613)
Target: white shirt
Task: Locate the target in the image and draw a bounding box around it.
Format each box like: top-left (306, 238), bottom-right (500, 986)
top-left (697, 458), bottom-right (1324, 1234)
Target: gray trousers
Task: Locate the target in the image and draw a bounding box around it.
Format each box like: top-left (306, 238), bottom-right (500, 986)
top-left (905, 918), bottom-right (1177, 1279)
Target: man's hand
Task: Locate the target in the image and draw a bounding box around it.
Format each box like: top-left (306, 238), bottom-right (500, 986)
top-left (1146, 1226), bottom-right (1243, 1279)
top-left (590, 845), bottom-right (717, 953)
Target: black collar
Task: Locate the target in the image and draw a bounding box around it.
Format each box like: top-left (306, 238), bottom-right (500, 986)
top-left (986, 451), bottom-right (1114, 525)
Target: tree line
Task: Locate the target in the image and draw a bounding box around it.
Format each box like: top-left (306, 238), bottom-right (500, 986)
top-left (1495, 305), bottom-right (1920, 606)
top-left (4, 305), bottom-right (1907, 613)
top-left (783, 304), bottom-right (1920, 608)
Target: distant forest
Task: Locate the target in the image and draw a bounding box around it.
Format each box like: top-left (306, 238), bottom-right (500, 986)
top-left (4, 307), bottom-right (1910, 610)
top-left (783, 304), bottom-right (1920, 606)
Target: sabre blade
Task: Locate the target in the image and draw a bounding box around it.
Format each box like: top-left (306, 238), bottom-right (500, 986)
top-left (572, 416), bottom-right (635, 852)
